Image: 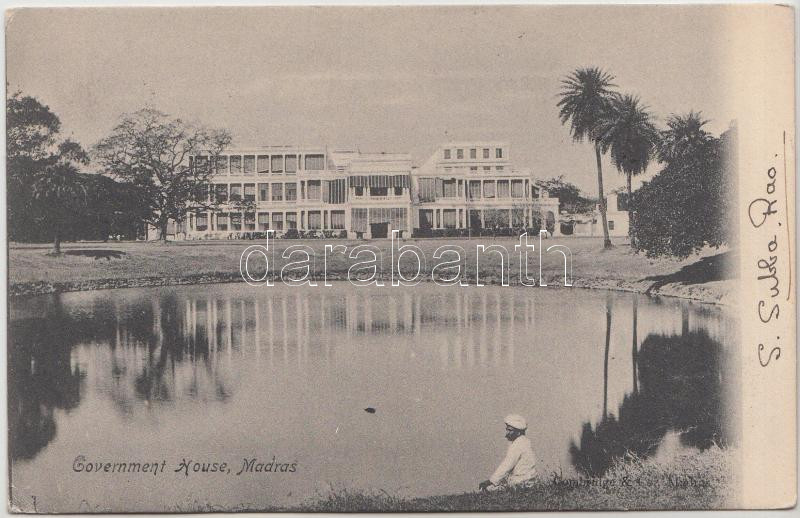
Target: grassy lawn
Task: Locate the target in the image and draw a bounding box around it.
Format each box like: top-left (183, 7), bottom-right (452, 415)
top-left (158, 447), bottom-right (733, 512)
top-left (8, 237), bottom-right (736, 303)
top-left (290, 447), bottom-right (734, 512)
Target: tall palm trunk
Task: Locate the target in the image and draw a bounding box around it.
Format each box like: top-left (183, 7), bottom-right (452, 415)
top-left (594, 142), bottom-right (612, 249)
top-left (52, 230), bottom-right (62, 255)
top-left (627, 172), bottom-right (635, 247)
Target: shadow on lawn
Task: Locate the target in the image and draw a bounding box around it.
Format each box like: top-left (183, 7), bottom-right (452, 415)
top-left (643, 251), bottom-right (736, 294)
top-left (63, 249), bottom-right (126, 261)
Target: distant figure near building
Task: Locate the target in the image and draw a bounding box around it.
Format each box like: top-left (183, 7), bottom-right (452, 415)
top-left (479, 414), bottom-right (537, 491)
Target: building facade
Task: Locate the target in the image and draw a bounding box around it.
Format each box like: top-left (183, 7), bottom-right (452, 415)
top-left (411, 142), bottom-right (560, 234)
top-left (156, 142), bottom-right (558, 240)
top-left (570, 192), bottom-right (629, 237)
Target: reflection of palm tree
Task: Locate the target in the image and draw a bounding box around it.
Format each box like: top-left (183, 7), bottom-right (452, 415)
top-left (570, 327), bottom-right (728, 477)
top-left (602, 294), bottom-right (612, 418)
top-left (632, 296), bottom-right (638, 394)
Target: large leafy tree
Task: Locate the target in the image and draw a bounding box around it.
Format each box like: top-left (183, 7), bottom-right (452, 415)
top-left (7, 92), bottom-right (90, 253)
top-left (93, 108), bottom-right (232, 242)
top-left (30, 143), bottom-right (90, 254)
top-left (557, 67), bottom-right (617, 249)
top-left (80, 174), bottom-right (151, 240)
top-left (595, 94), bottom-right (659, 246)
top-left (630, 114), bottom-right (733, 258)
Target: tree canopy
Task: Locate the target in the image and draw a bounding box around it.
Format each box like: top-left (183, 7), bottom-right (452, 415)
top-left (7, 92), bottom-right (148, 248)
top-left (629, 116), bottom-right (735, 258)
top-left (7, 92), bottom-right (90, 252)
top-left (595, 94), bottom-right (659, 246)
top-left (557, 66), bottom-right (617, 248)
top-left (596, 94), bottom-right (659, 180)
top-left (93, 108), bottom-right (232, 241)
top-left (537, 176), bottom-right (595, 214)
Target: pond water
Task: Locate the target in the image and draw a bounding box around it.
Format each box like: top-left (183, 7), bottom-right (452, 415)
top-left (9, 283), bottom-right (738, 512)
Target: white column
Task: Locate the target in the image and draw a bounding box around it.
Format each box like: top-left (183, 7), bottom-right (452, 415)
top-left (551, 207), bottom-right (561, 236)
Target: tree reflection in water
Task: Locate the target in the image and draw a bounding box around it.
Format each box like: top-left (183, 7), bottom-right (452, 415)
top-left (100, 295), bottom-right (235, 407)
top-left (9, 296), bottom-right (87, 461)
top-left (569, 303), bottom-right (728, 477)
top-left (10, 288), bottom-right (731, 473)
top-left (9, 293), bottom-right (235, 460)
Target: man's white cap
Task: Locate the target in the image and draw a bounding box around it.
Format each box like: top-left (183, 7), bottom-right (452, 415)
top-left (504, 414), bottom-right (527, 431)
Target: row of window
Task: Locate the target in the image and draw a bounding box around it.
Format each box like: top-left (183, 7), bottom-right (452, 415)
top-left (210, 180), bottom-right (534, 203)
top-left (418, 208), bottom-right (529, 229)
top-left (196, 210), bottom-right (346, 231)
top-left (443, 147), bottom-right (504, 160)
top-left (467, 179), bottom-right (526, 200)
top-left (439, 165), bottom-right (507, 174)
top-left (352, 186), bottom-right (404, 197)
top-left (212, 182), bottom-right (318, 202)
top-left (212, 182), bottom-right (296, 202)
top-left (193, 153), bottom-right (326, 176)
top-left (417, 178), bottom-right (528, 202)
top-left (210, 182), bottom-right (405, 203)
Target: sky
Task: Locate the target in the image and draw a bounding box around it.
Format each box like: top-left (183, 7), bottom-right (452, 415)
top-left (6, 6), bottom-right (736, 195)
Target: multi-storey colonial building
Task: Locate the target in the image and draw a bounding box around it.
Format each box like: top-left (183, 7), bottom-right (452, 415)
top-left (154, 142), bottom-right (558, 240)
top-left (411, 142), bottom-right (560, 233)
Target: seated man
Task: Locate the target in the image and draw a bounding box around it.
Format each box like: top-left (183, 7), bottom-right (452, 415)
top-left (479, 414), bottom-right (537, 491)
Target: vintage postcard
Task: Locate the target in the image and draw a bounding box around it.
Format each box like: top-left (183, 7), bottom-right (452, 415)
top-left (4, 4), bottom-right (796, 513)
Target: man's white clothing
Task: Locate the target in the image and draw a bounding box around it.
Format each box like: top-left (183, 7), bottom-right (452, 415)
top-left (489, 435), bottom-right (537, 486)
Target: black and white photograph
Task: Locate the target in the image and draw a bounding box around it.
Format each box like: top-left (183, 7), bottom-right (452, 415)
top-left (4, 4), bottom-right (796, 512)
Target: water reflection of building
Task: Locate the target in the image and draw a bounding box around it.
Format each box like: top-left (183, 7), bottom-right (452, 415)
top-left (174, 290), bottom-right (529, 371)
top-left (9, 288), bottom-right (735, 468)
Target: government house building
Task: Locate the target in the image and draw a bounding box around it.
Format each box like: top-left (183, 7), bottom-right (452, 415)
top-left (155, 142), bottom-right (559, 240)
top-left (411, 142), bottom-right (559, 233)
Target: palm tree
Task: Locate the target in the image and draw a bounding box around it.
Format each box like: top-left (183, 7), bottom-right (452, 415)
top-left (658, 111), bottom-right (713, 164)
top-left (558, 67), bottom-right (617, 249)
top-left (595, 94), bottom-right (659, 246)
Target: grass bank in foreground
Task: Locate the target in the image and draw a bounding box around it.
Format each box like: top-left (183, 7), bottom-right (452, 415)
top-left (27, 445), bottom-right (734, 512)
top-left (9, 237), bottom-right (736, 304)
top-left (294, 447), bottom-right (734, 512)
